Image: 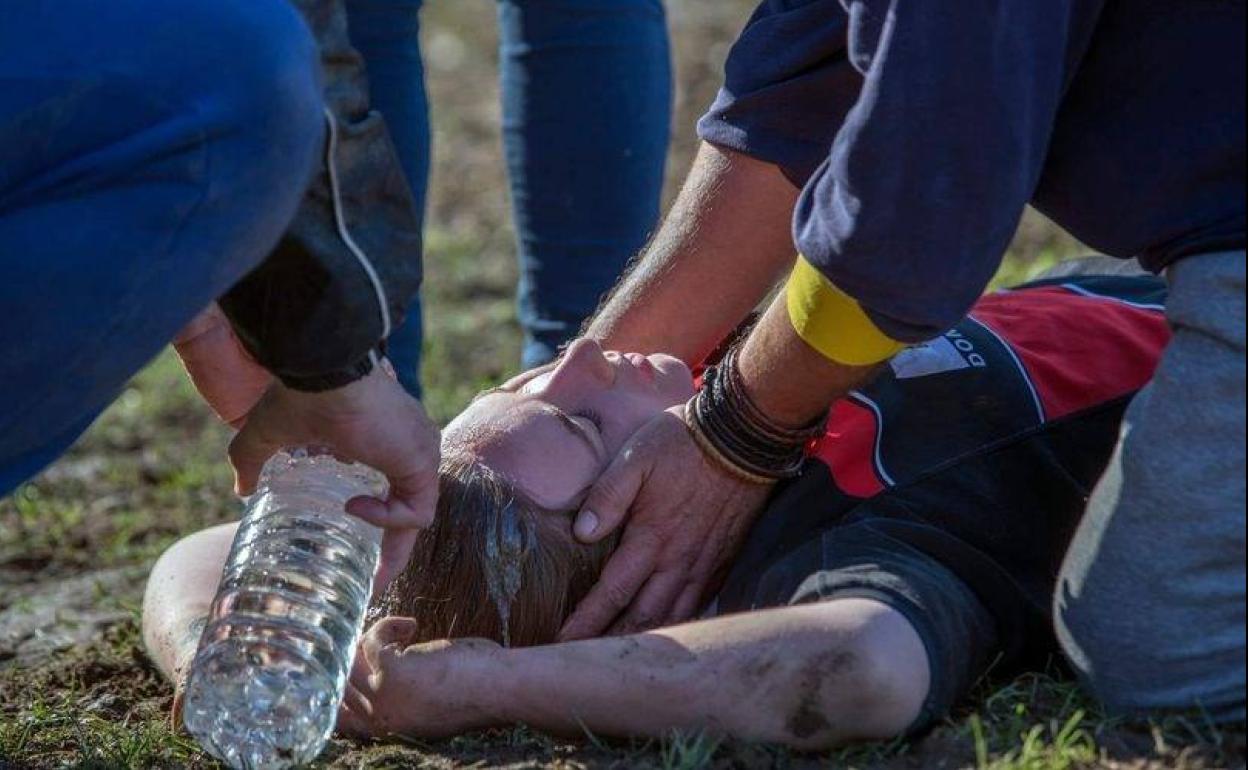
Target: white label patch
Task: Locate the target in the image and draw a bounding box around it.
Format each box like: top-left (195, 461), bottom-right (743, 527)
top-left (890, 334), bottom-right (987, 380)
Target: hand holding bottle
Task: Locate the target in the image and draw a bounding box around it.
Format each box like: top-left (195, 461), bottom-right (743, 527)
top-left (228, 367), bottom-right (440, 590)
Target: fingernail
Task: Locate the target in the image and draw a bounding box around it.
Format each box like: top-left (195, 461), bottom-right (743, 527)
top-left (573, 511), bottom-right (599, 540)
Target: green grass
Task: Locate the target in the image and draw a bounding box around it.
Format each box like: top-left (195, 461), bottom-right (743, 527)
top-left (659, 731), bottom-right (722, 770)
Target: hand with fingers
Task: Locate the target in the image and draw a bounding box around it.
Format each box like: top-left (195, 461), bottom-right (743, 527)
top-left (557, 405), bottom-right (775, 640)
top-left (173, 303), bottom-right (272, 429)
top-left (338, 617), bottom-right (501, 739)
top-left (228, 367), bottom-right (441, 591)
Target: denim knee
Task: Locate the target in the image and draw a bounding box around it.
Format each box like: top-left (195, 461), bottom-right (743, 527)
top-left (130, 0), bottom-right (324, 176)
top-left (496, 0), bottom-right (662, 10)
top-left (199, 0), bottom-right (323, 145)
top-left (347, 0), bottom-right (424, 13)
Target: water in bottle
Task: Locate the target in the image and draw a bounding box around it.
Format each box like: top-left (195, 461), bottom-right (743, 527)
top-left (182, 450), bottom-right (386, 770)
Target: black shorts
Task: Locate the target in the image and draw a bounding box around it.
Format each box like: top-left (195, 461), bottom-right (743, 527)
top-left (713, 272), bottom-right (1169, 731)
top-left (714, 498), bottom-right (999, 734)
top-left (713, 401), bottom-right (1123, 733)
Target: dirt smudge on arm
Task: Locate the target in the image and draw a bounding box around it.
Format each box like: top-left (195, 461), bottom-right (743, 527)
top-left (785, 649), bottom-right (855, 741)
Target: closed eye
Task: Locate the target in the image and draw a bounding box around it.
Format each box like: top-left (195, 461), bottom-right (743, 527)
top-left (552, 409), bottom-right (606, 462)
top-left (575, 409), bottom-right (605, 432)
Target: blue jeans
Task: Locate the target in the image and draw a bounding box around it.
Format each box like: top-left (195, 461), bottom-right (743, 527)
top-left (346, 0), bottom-right (671, 392)
top-left (0, 0), bottom-right (324, 496)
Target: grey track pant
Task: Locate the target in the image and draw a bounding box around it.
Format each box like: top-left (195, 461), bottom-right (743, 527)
top-left (1055, 250), bottom-right (1246, 722)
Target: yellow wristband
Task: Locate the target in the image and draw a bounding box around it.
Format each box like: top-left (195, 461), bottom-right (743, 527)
top-left (785, 256), bottom-right (907, 366)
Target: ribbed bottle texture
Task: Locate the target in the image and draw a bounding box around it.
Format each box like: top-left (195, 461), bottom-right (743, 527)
top-left (182, 451), bottom-right (385, 770)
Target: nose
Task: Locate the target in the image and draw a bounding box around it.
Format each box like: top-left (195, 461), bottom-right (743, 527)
top-left (563, 337), bottom-right (603, 358)
top-left (550, 338), bottom-right (615, 389)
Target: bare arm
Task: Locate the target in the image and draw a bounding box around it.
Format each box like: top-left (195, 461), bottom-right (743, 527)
top-left (141, 524), bottom-right (237, 685)
top-left (345, 598), bottom-right (930, 750)
top-left (736, 291), bottom-right (884, 427)
top-left (586, 142), bottom-right (800, 365)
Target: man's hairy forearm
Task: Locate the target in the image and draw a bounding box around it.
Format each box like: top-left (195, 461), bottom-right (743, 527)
top-left (474, 600), bottom-right (928, 749)
top-left (586, 143), bottom-right (800, 365)
top-left (737, 292), bottom-right (883, 427)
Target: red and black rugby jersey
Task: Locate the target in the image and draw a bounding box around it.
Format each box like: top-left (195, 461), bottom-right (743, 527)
top-left (713, 273), bottom-right (1170, 668)
top-left (810, 274), bottom-right (1169, 500)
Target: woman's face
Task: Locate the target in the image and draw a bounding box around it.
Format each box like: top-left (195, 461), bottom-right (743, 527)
top-left (443, 339), bottom-right (694, 511)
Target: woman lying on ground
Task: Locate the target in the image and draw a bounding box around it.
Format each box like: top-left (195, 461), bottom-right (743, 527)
top-left (144, 267), bottom-right (1170, 750)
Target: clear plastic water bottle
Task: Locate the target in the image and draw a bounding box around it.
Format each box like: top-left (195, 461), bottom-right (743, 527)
top-left (182, 450), bottom-right (386, 770)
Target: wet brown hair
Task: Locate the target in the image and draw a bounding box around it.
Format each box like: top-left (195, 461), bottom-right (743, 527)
top-left (374, 452), bottom-right (617, 647)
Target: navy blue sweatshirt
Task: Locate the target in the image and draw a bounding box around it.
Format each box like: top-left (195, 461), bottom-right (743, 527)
top-left (698, 0), bottom-right (1245, 344)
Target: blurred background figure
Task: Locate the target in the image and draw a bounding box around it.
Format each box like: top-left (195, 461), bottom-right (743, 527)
top-left (346, 0), bottom-right (672, 394)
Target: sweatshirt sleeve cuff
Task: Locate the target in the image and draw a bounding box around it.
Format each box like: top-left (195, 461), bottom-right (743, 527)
top-left (785, 256), bottom-right (907, 366)
top-left (277, 347), bottom-right (380, 392)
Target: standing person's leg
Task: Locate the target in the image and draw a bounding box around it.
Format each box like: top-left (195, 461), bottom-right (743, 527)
top-left (345, 0), bottom-right (431, 396)
top-left (496, 0), bottom-right (672, 368)
top-left (0, 0), bottom-right (324, 495)
top-left (1055, 251), bottom-right (1246, 722)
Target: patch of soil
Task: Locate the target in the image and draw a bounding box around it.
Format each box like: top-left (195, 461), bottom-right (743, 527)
top-left (0, 621), bottom-right (170, 722)
top-left (0, 567), bottom-right (145, 671)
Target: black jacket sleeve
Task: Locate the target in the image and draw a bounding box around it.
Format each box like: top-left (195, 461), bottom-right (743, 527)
top-left (696, 0), bottom-right (859, 188)
top-left (218, 0), bottom-right (423, 391)
top-left (699, 0), bottom-right (1105, 344)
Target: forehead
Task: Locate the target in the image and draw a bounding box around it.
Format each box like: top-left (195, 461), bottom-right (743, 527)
top-left (446, 392), bottom-right (599, 510)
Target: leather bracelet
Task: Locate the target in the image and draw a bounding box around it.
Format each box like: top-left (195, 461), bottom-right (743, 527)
top-left (719, 347), bottom-right (826, 445)
top-left (685, 345), bottom-right (827, 482)
top-left (683, 397), bottom-right (776, 485)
